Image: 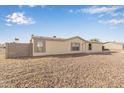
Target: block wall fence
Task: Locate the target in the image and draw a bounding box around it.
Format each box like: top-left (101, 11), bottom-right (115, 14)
top-left (5, 43), bottom-right (32, 58)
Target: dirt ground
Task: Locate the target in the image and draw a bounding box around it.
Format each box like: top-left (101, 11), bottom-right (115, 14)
top-left (0, 49), bottom-right (124, 88)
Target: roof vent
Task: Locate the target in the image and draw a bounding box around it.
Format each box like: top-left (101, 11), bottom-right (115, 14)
top-left (53, 36), bottom-right (56, 38)
top-left (31, 34), bottom-right (34, 37)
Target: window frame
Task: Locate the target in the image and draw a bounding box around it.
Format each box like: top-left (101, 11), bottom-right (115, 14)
top-left (36, 41), bottom-right (45, 53)
top-left (71, 42), bottom-right (80, 51)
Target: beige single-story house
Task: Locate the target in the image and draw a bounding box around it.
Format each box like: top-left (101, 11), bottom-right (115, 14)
top-left (30, 36), bottom-right (103, 56)
top-left (103, 42), bottom-right (124, 50)
top-left (5, 36), bottom-right (103, 58)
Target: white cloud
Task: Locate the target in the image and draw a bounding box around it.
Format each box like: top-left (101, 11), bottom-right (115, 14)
top-left (19, 5), bottom-right (47, 9)
top-left (28, 5), bottom-right (46, 8)
top-left (98, 14), bottom-right (105, 18)
top-left (76, 6), bottom-right (122, 14)
top-left (28, 5), bottom-right (36, 8)
top-left (18, 5), bottom-right (23, 8)
top-left (6, 12), bottom-right (35, 26)
top-left (98, 12), bottom-right (120, 18)
top-left (19, 5), bottom-right (36, 8)
top-left (110, 12), bottom-right (120, 16)
top-left (99, 19), bottom-right (124, 25)
top-left (5, 23), bottom-right (12, 26)
top-left (41, 5), bottom-right (47, 8)
top-left (68, 9), bottom-right (74, 13)
top-left (68, 6), bottom-right (124, 17)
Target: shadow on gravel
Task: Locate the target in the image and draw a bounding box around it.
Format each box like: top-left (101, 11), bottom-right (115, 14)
top-left (9, 51), bottom-right (117, 59)
top-left (54, 52), bottom-right (113, 58)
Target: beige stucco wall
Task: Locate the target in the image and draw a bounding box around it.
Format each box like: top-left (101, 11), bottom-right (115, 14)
top-left (33, 38), bottom-right (86, 56)
top-left (85, 43), bottom-right (103, 53)
top-left (46, 38), bottom-right (85, 54)
top-left (5, 43), bottom-right (32, 58)
top-left (104, 43), bottom-right (123, 50)
top-left (32, 37), bottom-right (102, 56)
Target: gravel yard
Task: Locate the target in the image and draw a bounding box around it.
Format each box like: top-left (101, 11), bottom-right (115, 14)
top-left (0, 49), bottom-right (124, 88)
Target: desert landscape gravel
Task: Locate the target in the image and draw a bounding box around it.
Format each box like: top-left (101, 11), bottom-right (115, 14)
top-left (0, 48), bottom-right (124, 88)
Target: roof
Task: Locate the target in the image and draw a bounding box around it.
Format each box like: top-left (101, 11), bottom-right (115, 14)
top-left (31, 35), bottom-right (103, 44)
top-left (103, 42), bottom-right (124, 45)
top-left (31, 36), bottom-right (89, 42)
top-left (32, 36), bottom-right (66, 41)
top-left (66, 36), bottom-right (89, 42)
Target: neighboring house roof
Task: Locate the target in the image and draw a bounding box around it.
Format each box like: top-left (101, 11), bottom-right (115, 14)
top-left (31, 35), bottom-right (103, 44)
top-left (103, 42), bottom-right (124, 45)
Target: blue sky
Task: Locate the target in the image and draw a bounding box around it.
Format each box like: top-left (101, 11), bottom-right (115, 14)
top-left (0, 5), bottom-right (124, 43)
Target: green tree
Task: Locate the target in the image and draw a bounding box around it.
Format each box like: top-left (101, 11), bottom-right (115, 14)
top-left (90, 38), bottom-right (100, 42)
top-left (14, 38), bottom-right (19, 42)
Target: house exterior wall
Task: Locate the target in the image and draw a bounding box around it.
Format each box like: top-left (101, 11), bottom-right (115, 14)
top-left (32, 37), bottom-right (103, 56)
top-left (33, 38), bottom-right (86, 56)
top-left (46, 38), bottom-right (85, 54)
top-left (65, 38), bottom-right (86, 53)
top-left (104, 43), bottom-right (123, 50)
top-left (5, 43), bottom-right (32, 58)
top-left (85, 43), bottom-right (103, 53)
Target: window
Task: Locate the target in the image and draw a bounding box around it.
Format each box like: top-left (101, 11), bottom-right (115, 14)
top-left (36, 41), bottom-right (45, 52)
top-left (88, 43), bottom-right (92, 50)
top-left (71, 43), bottom-right (80, 51)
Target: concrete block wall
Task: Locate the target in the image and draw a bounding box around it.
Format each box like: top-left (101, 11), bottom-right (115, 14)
top-left (5, 43), bottom-right (32, 58)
